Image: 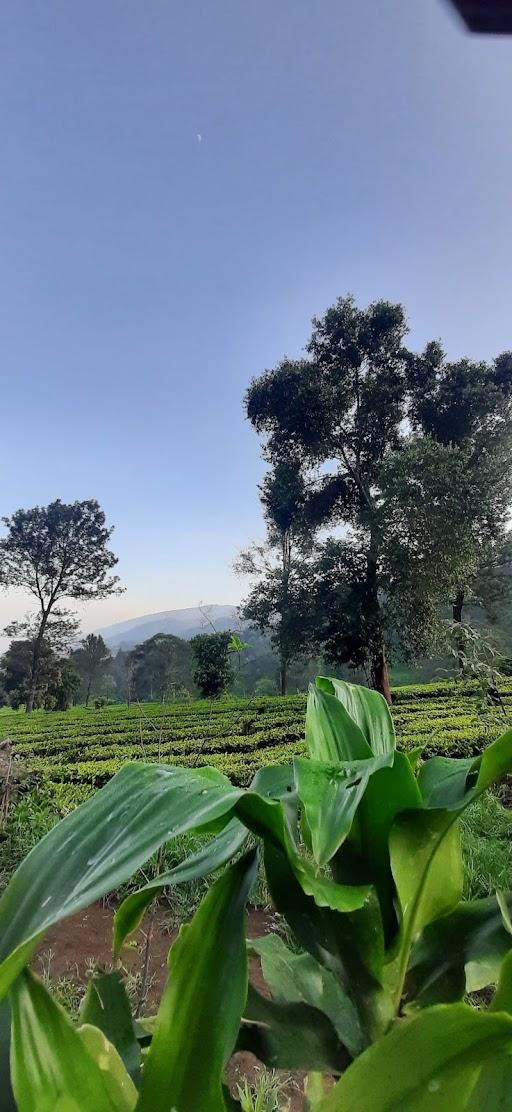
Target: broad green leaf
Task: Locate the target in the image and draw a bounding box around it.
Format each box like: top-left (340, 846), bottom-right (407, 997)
top-left (418, 756), bottom-right (476, 809)
top-left (389, 727), bottom-right (512, 1001)
top-left (390, 809), bottom-right (464, 947)
top-left (78, 1026), bottom-right (138, 1110)
top-left (113, 817), bottom-right (248, 955)
top-left (249, 932), bottom-right (363, 1056)
top-left (237, 984), bottom-right (350, 1073)
top-left (317, 677), bottom-right (396, 757)
top-left (419, 727), bottom-right (512, 811)
top-left (9, 969), bottom-right (136, 1112)
top-left (294, 755), bottom-right (388, 866)
top-left (114, 763), bottom-right (293, 955)
top-left (137, 849), bottom-right (258, 1112)
top-left (408, 893), bottom-right (512, 1005)
top-left (306, 684), bottom-right (372, 763)
top-left (262, 841), bottom-right (389, 1046)
top-left (466, 953), bottom-right (512, 1109)
top-left (321, 1003), bottom-right (512, 1111)
top-left (235, 789), bottom-right (371, 913)
top-left (476, 727), bottom-right (512, 791)
top-left (0, 762), bottom-right (242, 1000)
top-left (356, 752), bottom-right (423, 940)
top-left (79, 971), bottom-right (140, 1083)
top-left (0, 1001), bottom-right (15, 1112)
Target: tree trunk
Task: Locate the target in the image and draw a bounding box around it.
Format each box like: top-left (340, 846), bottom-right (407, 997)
top-left (370, 642), bottom-right (392, 705)
top-left (26, 612), bottom-right (49, 714)
top-left (452, 588), bottom-right (465, 671)
top-left (279, 658), bottom-right (288, 696)
top-left (452, 588), bottom-right (464, 625)
top-left (366, 526), bottom-right (392, 704)
top-left (85, 675), bottom-right (92, 708)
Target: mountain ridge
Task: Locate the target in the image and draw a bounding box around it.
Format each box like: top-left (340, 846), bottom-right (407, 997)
top-left (97, 604), bottom-right (241, 651)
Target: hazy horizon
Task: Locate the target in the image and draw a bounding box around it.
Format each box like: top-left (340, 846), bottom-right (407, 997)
top-left (2, 1), bottom-right (512, 646)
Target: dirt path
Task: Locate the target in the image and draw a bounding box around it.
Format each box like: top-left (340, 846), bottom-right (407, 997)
top-left (34, 902), bottom-right (304, 1109)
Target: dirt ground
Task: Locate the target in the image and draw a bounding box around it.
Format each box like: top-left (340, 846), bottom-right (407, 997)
top-left (34, 902), bottom-right (305, 1110)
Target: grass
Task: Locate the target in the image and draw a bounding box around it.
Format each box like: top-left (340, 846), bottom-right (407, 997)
top-left (460, 793), bottom-right (512, 901)
top-left (236, 1069), bottom-right (292, 1112)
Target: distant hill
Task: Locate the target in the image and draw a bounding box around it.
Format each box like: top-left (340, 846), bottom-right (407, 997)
top-left (97, 604), bottom-right (240, 651)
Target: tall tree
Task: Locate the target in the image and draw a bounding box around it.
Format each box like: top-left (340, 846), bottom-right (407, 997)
top-left (246, 296), bottom-right (409, 701)
top-left (236, 461), bottom-right (314, 694)
top-left (407, 344), bottom-right (512, 642)
top-left (129, 633), bottom-right (193, 702)
top-left (0, 499), bottom-right (122, 712)
top-left (246, 296), bottom-right (512, 700)
top-left (72, 633), bottom-right (112, 706)
top-left (190, 631), bottom-right (234, 700)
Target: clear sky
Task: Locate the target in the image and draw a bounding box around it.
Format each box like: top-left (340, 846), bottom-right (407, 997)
top-left (1, 0), bottom-right (512, 639)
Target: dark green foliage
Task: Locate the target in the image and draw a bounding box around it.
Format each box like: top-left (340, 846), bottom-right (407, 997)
top-left (0, 639), bottom-right (80, 711)
top-left (128, 633), bottom-right (193, 702)
top-left (72, 634), bottom-right (112, 707)
top-left (191, 631), bottom-right (234, 699)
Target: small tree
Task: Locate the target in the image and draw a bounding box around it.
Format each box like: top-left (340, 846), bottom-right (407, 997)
top-left (236, 462), bottom-right (315, 695)
top-left (72, 633), bottom-right (112, 707)
top-left (190, 631), bottom-right (234, 699)
top-left (0, 499), bottom-right (122, 712)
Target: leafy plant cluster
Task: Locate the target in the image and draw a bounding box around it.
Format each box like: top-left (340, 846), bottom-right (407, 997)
top-left (0, 678), bottom-right (511, 1109)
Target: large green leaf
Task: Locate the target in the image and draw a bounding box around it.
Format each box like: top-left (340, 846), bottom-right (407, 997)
top-left (408, 893), bottom-right (512, 1005)
top-left (389, 726), bottom-right (512, 1005)
top-left (235, 788), bottom-right (371, 913)
top-left (294, 754), bottom-right (389, 866)
top-left (321, 1003), bottom-right (512, 1111)
top-left (391, 810), bottom-right (464, 942)
top-left (317, 677), bottom-right (396, 757)
top-left (137, 849), bottom-right (258, 1112)
top-left (9, 969), bottom-right (137, 1112)
top-left (262, 840), bottom-right (389, 1046)
top-left (249, 932), bottom-right (363, 1056)
top-left (418, 756), bottom-right (476, 809)
top-left (466, 951), bottom-right (512, 1109)
top-left (306, 684), bottom-right (372, 763)
top-left (113, 817), bottom-right (248, 955)
top-left (419, 727), bottom-right (512, 811)
top-left (79, 970), bottom-right (141, 1083)
top-left (356, 752), bottom-right (423, 940)
top-left (0, 762), bottom-right (242, 999)
top-left (114, 763), bottom-right (294, 955)
top-left (237, 983), bottom-right (350, 1073)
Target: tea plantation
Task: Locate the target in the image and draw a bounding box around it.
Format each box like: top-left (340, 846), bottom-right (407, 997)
top-left (1, 678), bottom-right (511, 815)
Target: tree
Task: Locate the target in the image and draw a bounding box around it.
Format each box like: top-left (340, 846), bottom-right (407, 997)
top-left (236, 461), bottom-right (315, 694)
top-left (129, 634), bottom-right (193, 702)
top-left (72, 633), bottom-right (112, 707)
top-left (52, 657), bottom-right (81, 710)
top-left (0, 639), bottom-right (58, 708)
top-left (190, 631), bottom-right (234, 699)
top-left (0, 639), bottom-right (80, 710)
top-left (407, 344), bottom-right (512, 630)
top-left (246, 296), bottom-right (512, 700)
top-left (0, 499), bottom-right (122, 712)
top-left (246, 296), bottom-right (410, 701)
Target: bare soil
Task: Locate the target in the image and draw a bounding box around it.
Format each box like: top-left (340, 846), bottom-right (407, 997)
top-left (33, 902), bottom-right (305, 1110)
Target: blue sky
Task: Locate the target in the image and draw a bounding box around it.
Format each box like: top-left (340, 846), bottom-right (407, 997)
top-left (1, 0), bottom-right (512, 636)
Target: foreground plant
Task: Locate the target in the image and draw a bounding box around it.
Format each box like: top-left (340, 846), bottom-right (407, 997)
top-left (0, 678), bottom-right (511, 1109)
